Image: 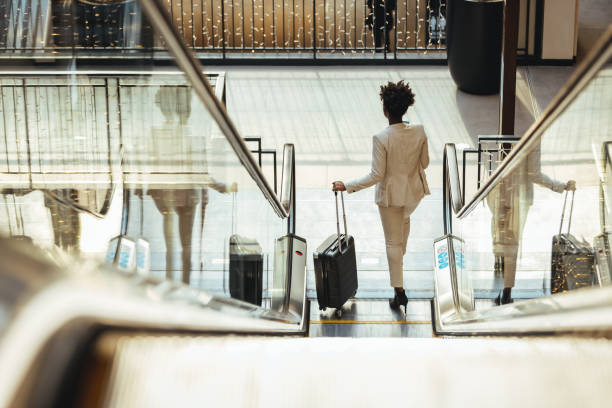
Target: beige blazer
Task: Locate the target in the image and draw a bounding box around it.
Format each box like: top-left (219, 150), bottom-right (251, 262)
top-left (345, 123), bottom-right (430, 214)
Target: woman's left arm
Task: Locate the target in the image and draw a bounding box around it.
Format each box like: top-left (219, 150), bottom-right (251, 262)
top-left (420, 130), bottom-right (430, 169)
top-left (339, 135), bottom-right (386, 194)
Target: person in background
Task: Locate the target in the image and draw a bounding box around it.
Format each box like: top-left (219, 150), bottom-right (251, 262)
top-left (332, 81), bottom-right (430, 312)
top-left (366, 0), bottom-right (396, 52)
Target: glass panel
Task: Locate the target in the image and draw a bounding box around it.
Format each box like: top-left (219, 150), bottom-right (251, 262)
top-left (0, 0), bottom-right (290, 317)
top-left (455, 52), bottom-right (612, 311)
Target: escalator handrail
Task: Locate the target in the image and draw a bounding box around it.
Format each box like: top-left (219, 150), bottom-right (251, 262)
top-left (138, 0), bottom-right (288, 219)
top-left (452, 26), bottom-right (612, 222)
top-left (280, 144), bottom-right (296, 234)
top-left (442, 143), bottom-right (463, 235)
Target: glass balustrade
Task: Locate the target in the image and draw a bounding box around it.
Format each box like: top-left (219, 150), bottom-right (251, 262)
top-left (452, 47), bottom-right (612, 312)
top-left (0, 0), bottom-right (295, 317)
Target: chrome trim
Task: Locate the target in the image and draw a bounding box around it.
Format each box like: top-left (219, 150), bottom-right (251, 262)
top-left (214, 72), bottom-right (226, 104)
top-left (280, 145), bottom-right (293, 212)
top-left (433, 235), bottom-right (461, 322)
top-left (138, 0), bottom-right (287, 219)
top-left (442, 144), bottom-right (463, 235)
top-left (457, 26), bottom-right (612, 220)
top-left (280, 144), bottom-right (296, 234)
top-left (435, 285), bottom-right (612, 335)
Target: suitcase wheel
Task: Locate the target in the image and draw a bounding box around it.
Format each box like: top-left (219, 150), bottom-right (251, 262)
top-left (334, 308), bottom-right (343, 318)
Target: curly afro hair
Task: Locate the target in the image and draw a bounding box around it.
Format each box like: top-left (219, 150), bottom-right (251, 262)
top-left (379, 80), bottom-right (415, 118)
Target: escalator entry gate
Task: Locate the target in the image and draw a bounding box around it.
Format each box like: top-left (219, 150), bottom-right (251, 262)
top-left (433, 234), bottom-right (473, 316)
top-left (106, 235), bottom-right (137, 273)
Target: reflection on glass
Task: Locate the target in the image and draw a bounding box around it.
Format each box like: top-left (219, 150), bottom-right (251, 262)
top-left (0, 0), bottom-right (290, 315)
top-left (456, 57), bottom-right (611, 311)
top-left (149, 86), bottom-right (200, 284)
top-left (487, 144), bottom-right (573, 304)
top-left (45, 190), bottom-right (81, 251)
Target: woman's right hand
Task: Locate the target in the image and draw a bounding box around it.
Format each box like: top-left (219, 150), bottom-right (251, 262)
top-left (565, 180), bottom-right (576, 191)
top-left (332, 181), bottom-right (346, 191)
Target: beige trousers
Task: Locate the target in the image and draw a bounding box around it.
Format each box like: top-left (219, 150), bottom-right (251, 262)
top-left (378, 206), bottom-right (411, 288)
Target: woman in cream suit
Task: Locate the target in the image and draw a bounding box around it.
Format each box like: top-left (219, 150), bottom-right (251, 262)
top-left (333, 81), bottom-right (430, 311)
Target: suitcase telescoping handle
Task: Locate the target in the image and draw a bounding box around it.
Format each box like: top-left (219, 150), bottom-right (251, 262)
top-left (559, 190), bottom-right (576, 235)
top-left (334, 191), bottom-right (348, 252)
top-left (340, 189), bottom-right (348, 237)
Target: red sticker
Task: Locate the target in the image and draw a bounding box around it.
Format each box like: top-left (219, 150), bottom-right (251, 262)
top-left (295, 251), bottom-right (303, 256)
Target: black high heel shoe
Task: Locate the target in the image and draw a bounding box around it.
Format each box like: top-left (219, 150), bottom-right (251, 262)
top-left (495, 288), bottom-right (514, 305)
top-left (389, 290), bottom-right (408, 313)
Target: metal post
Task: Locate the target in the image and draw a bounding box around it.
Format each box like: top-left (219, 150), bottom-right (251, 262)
top-left (222, 0), bottom-right (226, 58)
top-left (499, 0), bottom-right (520, 136)
top-left (313, 0), bottom-right (317, 59)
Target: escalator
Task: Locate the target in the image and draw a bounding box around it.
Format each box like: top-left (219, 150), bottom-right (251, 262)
top-left (433, 25), bottom-right (612, 335)
top-left (1, 1), bottom-right (612, 407)
top-left (0, 1), bottom-right (308, 406)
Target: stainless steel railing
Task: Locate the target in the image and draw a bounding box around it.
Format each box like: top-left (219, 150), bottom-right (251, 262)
top-left (442, 143), bottom-right (462, 235)
top-left (280, 143), bottom-right (296, 234)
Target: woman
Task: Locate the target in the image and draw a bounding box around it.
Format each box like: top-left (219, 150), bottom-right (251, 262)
top-left (332, 81), bottom-right (430, 311)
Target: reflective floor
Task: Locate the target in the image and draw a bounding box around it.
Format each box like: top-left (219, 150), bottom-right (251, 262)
top-left (308, 298), bottom-right (500, 337)
top-left (309, 299), bottom-right (434, 338)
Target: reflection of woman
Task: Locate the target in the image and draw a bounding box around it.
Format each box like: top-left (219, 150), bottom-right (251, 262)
top-left (150, 86), bottom-right (202, 284)
top-left (149, 189), bottom-right (201, 283)
top-left (44, 189), bottom-right (81, 251)
top-left (489, 145), bottom-right (575, 305)
top-left (332, 81), bottom-right (430, 312)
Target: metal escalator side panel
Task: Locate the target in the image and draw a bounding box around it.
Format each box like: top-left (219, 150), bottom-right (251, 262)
top-left (433, 233), bottom-right (473, 332)
top-left (433, 235), bottom-right (460, 323)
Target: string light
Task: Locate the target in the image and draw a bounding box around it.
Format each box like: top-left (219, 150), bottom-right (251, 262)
top-left (0, 0), bottom-right (447, 55)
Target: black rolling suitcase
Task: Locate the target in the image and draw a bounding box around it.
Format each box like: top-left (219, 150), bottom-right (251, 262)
top-left (551, 191), bottom-right (595, 293)
top-left (229, 235), bottom-right (263, 306)
top-left (313, 191), bottom-right (358, 314)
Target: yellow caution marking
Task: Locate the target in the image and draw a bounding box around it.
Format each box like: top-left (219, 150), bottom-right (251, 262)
top-left (310, 320), bottom-right (431, 324)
